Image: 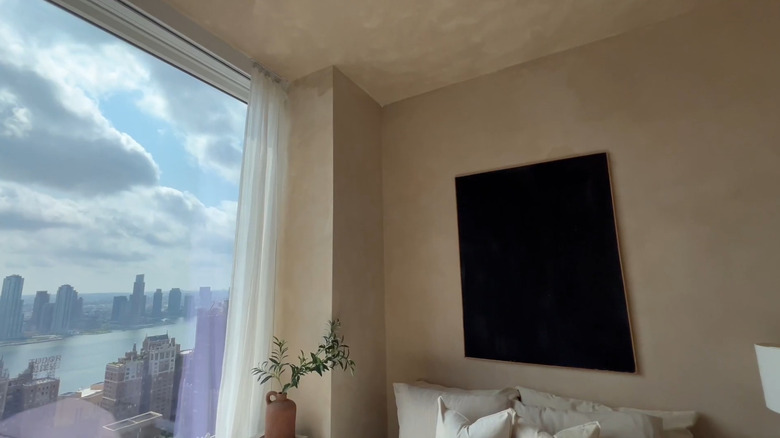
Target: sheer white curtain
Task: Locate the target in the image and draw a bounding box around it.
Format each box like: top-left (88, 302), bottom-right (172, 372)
top-left (216, 64), bottom-right (287, 438)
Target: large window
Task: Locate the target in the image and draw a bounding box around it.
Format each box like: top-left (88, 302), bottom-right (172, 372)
top-left (0, 0), bottom-right (247, 436)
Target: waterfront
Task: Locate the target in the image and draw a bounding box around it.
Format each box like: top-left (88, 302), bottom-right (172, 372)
top-left (0, 318), bottom-right (197, 394)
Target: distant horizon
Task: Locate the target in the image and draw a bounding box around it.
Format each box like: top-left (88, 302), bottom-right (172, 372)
top-left (22, 289), bottom-right (230, 296)
top-left (13, 288), bottom-right (231, 297)
top-left (2, 273), bottom-right (230, 297)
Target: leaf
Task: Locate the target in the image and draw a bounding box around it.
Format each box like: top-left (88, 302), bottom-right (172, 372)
top-left (252, 321), bottom-right (357, 393)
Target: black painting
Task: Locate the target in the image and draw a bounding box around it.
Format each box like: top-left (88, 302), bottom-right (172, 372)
top-left (455, 153), bottom-right (635, 373)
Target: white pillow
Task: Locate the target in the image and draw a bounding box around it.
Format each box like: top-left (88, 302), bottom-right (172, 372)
top-left (395, 383), bottom-right (516, 438)
top-left (551, 423), bottom-right (602, 438)
top-left (436, 397), bottom-right (514, 438)
top-left (418, 380), bottom-right (521, 398)
top-left (618, 408), bottom-right (697, 432)
top-left (513, 418), bottom-right (601, 438)
top-left (515, 386), bottom-right (697, 436)
top-left (516, 386), bottom-right (612, 413)
top-left (513, 400), bottom-right (662, 438)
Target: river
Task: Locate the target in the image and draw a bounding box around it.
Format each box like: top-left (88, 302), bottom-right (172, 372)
top-left (0, 318), bottom-right (197, 394)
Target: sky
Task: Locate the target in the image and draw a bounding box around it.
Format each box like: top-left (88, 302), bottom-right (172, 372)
top-left (0, 0), bottom-right (247, 294)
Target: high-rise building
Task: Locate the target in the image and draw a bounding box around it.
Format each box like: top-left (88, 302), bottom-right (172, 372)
top-left (170, 349), bottom-right (191, 423)
top-left (40, 303), bottom-right (55, 333)
top-left (174, 302), bottom-right (228, 437)
top-left (101, 345), bottom-right (144, 421)
top-left (182, 295), bottom-right (195, 319)
top-left (129, 274), bottom-right (146, 322)
top-left (72, 296), bottom-right (84, 328)
top-left (152, 289), bottom-right (163, 317)
top-left (141, 335), bottom-right (180, 420)
top-left (167, 288), bottom-right (182, 316)
top-left (198, 287), bottom-right (212, 308)
top-left (51, 285), bottom-right (78, 333)
top-left (30, 291), bottom-right (50, 331)
top-left (112, 296), bottom-right (129, 323)
top-left (0, 275), bottom-right (24, 340)
top-left (0, 357), bottom-right (9, 419)
top-left (102, 335), bottom-right (181, 422)
top-left (2, 361), bottom-right (60, 419)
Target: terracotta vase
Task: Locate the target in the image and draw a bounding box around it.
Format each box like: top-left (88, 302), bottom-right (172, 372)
top-left (266, 391), bottom-right (297, 438)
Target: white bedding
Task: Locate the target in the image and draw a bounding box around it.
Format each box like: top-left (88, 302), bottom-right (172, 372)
top-left (393, 381), bottom-right (698, 438)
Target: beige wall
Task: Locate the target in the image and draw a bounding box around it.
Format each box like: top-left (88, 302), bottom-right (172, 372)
top-left (332, 69), bottom-right (388, 438)
top-left (381, 2), bottom-right (780, 437)
top-left (277, 67), bottom-right (387, 438)
top-left (277, 67), bottom-right (335, 438)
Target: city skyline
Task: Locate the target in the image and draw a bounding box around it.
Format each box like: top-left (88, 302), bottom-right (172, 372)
top-left (0, 272), bottom-right (230, 297)
top-left (0, 273), bottom-right (225, 342)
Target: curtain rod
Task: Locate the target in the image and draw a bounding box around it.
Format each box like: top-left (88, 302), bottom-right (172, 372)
top-left (252, 61), bottom-right (288, 88)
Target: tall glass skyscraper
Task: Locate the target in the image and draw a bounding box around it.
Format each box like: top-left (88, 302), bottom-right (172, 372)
top-left (51, 284), bottom-right (78, 333)
top-left (168, 288), bottom-right (182, 316)
top-left (130, 274), bottom-right (146, 322)
top-left (0, 275), bottom-right (24, 340)
top-left (30, 291), bottom-right (50, 331)
top-left (152, 289), bottom-right (163, 317)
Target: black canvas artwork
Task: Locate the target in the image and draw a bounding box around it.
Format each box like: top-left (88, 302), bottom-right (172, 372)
top-left (455, 153), bottom-right (635, 373)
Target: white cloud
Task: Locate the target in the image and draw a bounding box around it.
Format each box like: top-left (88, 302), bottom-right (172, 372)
top-left (0, 183), bottom-right (85, 230)
top-left (25, 183), bottom-right (235, 259)
top-left (0, 14), bottom-right (162, 195)
top-left (0, 59), bottom-right (160, 195)
top-left (0, 8), bottom-right (246, 185)
top-left (0, 0), bottom-right (243, 293)
top-left (0, 89), bottom-right (32, 138)
top-left (39, 42), bottom-right (150, 99)
top-left (0, 181), bottom-right (237, 292)
top-left (135, 61), bottom-right (247, 182)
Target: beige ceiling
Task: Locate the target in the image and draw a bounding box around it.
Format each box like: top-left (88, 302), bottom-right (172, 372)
top-left (160, 0), bottom-right (701, 105)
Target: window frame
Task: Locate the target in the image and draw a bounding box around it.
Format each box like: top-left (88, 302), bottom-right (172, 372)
top-left (47, 0), bottom-right (252, 102)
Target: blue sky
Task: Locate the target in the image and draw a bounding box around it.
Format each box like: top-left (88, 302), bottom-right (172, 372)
top-left (0, 0), bottom-right (247, 293)
top-left (99, 91), bottom-right (241, 207)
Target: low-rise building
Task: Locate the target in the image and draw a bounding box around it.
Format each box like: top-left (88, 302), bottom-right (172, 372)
top-left (2, 361), bottom-right (60, 419)
top-left (101, 345), bottom-right (144, 420)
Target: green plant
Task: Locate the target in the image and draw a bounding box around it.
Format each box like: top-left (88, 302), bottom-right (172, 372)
top-left (251, 319), bottom-right (356, 393)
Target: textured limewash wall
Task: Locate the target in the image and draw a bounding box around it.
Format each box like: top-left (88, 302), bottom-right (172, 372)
top-left (381, 2), bottom-right (780, 437)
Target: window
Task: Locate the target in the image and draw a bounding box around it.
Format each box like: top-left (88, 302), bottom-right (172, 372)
top-left (0, 0), bottom-right (249, 436)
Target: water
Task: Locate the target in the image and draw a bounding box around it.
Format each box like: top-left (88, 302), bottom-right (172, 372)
top-left (0, 319), bottom-right (197, 394)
